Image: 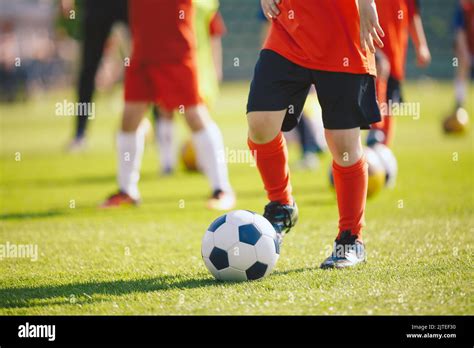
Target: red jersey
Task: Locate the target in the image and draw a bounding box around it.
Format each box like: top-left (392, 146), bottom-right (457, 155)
top-left (376, 0), bottom-right (418, 81)
top-left (263, 0), bottom-right (376, 76)
top-left (129, 0), bottom-right (196, 63)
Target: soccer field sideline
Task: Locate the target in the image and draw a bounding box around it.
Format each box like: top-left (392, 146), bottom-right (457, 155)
top-left (0, 80), bottom-right (473, 315)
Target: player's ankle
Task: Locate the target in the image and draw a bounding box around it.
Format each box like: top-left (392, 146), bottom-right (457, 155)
top-left (336, 229), bottom-right (363, 243)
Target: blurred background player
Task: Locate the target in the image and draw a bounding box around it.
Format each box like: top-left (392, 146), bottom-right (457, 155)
top-left (443, 0), bottom-right (473, 133)
top-left (153, 0), bottom-right (227, 175)
top-left (367, 0), bottom-right (431, 147)
top-left (247, 0), bottom-right (383, 268)
top-left (64, 0), bottom-right (128, 152)
top-left (257, 6), bottom-right (327, 170)
top-left (101, 0), bottom-right (235, 210)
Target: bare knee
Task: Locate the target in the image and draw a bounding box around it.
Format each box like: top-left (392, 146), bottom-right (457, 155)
top-left (325, 128), bottom-right (364, 166)
top-left (122, 102), bottom-right (148, 132)
top-left (156, 107), bottom-right (174, 120)
top-left (247, 110), bottom-right (286, 144)
top-left (184, 104), bottom-right (210, 132)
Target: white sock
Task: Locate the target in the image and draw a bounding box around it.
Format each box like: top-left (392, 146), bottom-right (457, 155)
top-left (455, 78), bottom-right (467, 106)
top-left (155, 117), bottom-right (176, 171)
top-left (117, 129), bottom-right (145, 200)
top-left (311, 113), bottom-right (328, 151)
top-left (192, 122), bottom-right (231, 192)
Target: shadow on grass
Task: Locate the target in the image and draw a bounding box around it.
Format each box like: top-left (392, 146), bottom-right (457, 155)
top-left (0, 209), bottom-right (65, 221)
top-left (0, 275), bottom-right (218, 309)
top-left (2, 172), bottom-right (157, 189)
top-left (0, 267), bottom-right (317, 309)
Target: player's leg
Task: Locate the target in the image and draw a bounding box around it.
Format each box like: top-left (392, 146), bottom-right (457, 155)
top-left (153, 106), bottom-right (177, 175)
top-left (382, 76), bottom-right (401, 146)
top-left (295, 113), bottom-right (321, 170)
top-left (246, 50), bottom-right (311, 240)
top-left (454, 30), bottom-right (471, 109)
top-left (443, 27), bottom-right (471, 133)
top-left (247, 110), bottom-right (299, 243)
top-left (367, 51), bottom-right (391, 146)
top-left (101, 102), bottom-right (148, 207)
top-left (154, 61), bottom-right (235, 210)
top-left (69, 3), bottom-right (114, 151)
top-left (248, 110), bottom-right (291, 203)
top-left (313, 71), bottom-right (380, 269)
top-left (304, 88), bottom-right (328, 154)
top-left (184, 104), bottom-right (235, 210)
top-left (323, 128), bottom-right (368, 268)
top-left (101, 60), bottom-right (150, 208)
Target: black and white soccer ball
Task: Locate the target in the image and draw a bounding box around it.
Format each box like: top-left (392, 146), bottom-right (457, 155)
top-left (202, 210), bottom-right (280, 281)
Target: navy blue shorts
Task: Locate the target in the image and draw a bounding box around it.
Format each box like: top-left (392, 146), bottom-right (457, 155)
top-left (247, 49), bottom-right (381, 131)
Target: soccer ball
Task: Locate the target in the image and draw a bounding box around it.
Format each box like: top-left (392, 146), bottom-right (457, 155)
top-left (201, 210), bottom-right (280, 281)
top-left (365, 146), bottom-right (386, 197)
top-left (181, 139), bottom-right (199, 171)
top-left (366, 128), bottom-right (386, 147)
top-left (442, 107), bottom-right (469, 134)
top-left (329, 146), bottom-right (386, 198)
top-left (371, 143), bottom-right (398, 188)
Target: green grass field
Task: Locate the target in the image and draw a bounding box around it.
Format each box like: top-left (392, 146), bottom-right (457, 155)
top-left (0, 81), bottom-right (473, 315)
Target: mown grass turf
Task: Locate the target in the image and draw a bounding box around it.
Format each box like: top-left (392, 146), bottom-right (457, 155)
top-left (0, 81), bottom-right (472, 315)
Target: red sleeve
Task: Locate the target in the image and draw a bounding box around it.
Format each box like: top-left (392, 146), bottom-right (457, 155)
top-left (209, 11), bottom-right (227, 37)
top-left (406, 0), bottom-right (420, 19)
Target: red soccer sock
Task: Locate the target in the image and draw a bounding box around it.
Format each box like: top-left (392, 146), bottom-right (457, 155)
top-left (332, 156), bottom-right (368, 241)
top-left (382, 114), bottom-right (395, 147)
top-left (248, 133), bottom-right (293, 205)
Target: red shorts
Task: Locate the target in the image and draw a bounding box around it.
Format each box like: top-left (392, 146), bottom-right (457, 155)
top-left (124, 58), bottom-right (201, 110)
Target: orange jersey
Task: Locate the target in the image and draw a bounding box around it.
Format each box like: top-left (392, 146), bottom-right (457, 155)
top-left (129, 0), bottom-right (196, 63)
top-left (263, 0), bottom-right (376, 76)
top-left (376, 0), bottom-right (418, 81)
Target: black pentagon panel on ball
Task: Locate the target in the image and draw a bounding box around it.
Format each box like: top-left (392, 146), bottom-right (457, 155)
top-left (208, 214), bottom-right (226, 232)
top-left (238, 224), bottom-right (262, 245)
top-left (209, 247), bottom-right (229, 270)
top-left (245, 261), bottom-right (268, 280)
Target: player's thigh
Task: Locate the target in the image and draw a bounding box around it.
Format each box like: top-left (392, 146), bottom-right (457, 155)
top-left (122, 102), bottom-right (148, 131)
top-left (312, 71), bottom-right (380, 130)
top-left (183, 104), bottom-right (211, 132)
top-left (247, 49), bottom-right (312, 135)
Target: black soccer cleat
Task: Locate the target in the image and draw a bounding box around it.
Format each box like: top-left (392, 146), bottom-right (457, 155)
top-left (320, 230), bottom-right (366, 269)
top-left (263, 201), bottom-right (298, 244)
